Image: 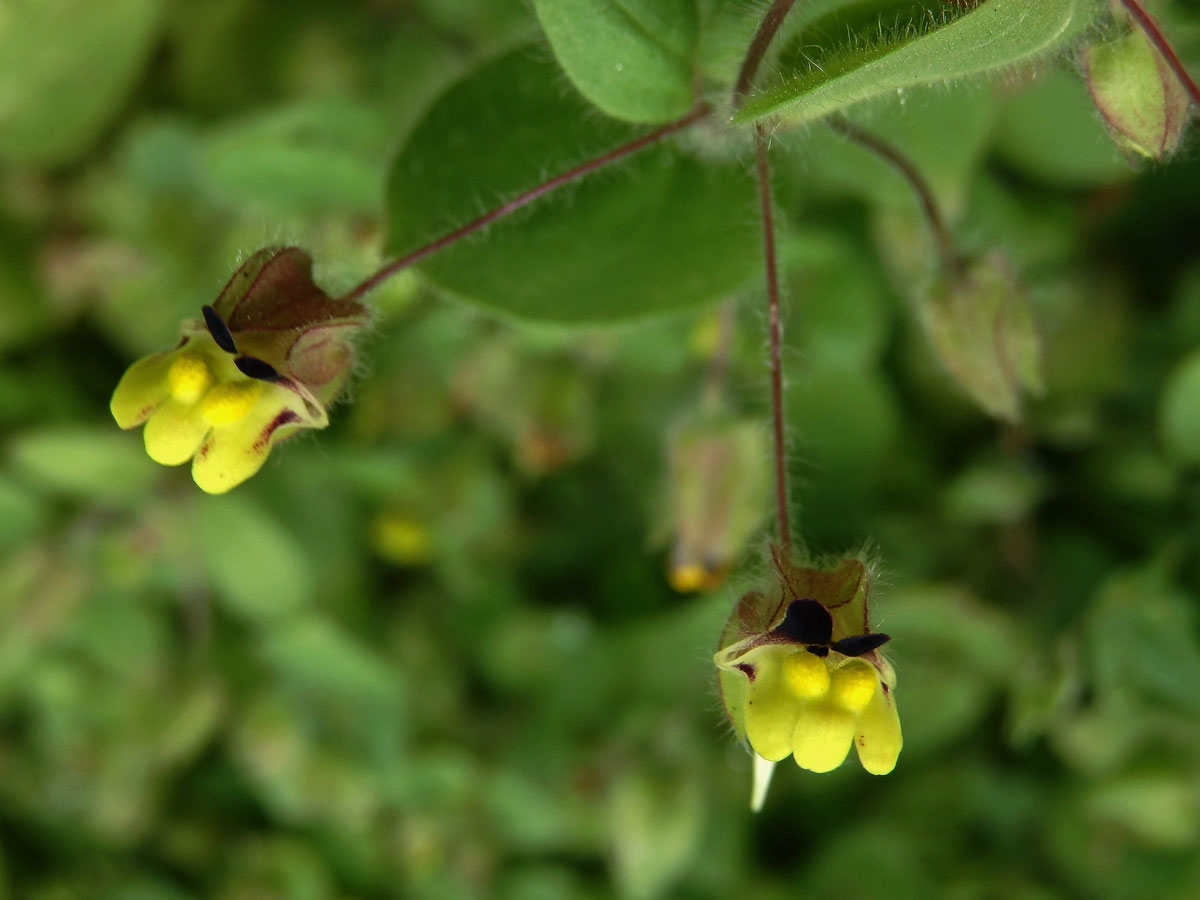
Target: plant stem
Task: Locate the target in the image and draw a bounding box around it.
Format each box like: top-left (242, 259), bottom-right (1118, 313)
top-left (338, 102), bottom-right (712, 305)
top-left (828, 114), bottom-right (965, 279)
top-left (755, 124), bottom-right (791, 549)
top-left (733, 0), bottom-right (799, 106)
top-left (1119, 0), bottom-right (1200, 109)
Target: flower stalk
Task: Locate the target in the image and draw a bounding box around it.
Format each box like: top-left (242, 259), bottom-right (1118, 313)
top-left (754, 124), bottom-right (792, 549)
top-left (827, 114), bottom-right (966, 280)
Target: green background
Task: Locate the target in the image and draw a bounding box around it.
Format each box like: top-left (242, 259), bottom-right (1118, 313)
top-left (2, 1), bottom-right (1200, 898)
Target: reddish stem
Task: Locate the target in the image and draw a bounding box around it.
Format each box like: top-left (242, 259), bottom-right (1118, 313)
top-left (755, 124), bottom-right (791, 549)
top-left (1119, 0), bottom-right (1200, 109)
top-left (338, 103), bottom-right (712, 304)
top-left (828, 114), bottom-right (965, 279)
top-left (733, 0), bottom-right (799, 106)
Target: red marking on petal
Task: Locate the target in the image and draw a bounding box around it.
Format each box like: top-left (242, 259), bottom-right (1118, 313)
top-left (735, 662), bottom-right (756, 682)
top-left (252, 409), bottom-right (302, 452)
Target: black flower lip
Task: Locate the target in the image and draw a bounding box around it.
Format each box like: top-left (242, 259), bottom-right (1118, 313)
top-left (233, 355), bottom-right (282, 382)
top-left (771, 597), bottom-right (890, 658)
top-left (202, 304), bottom-right (238, 354)
top-left (203, 305), bottom-right (283, 384)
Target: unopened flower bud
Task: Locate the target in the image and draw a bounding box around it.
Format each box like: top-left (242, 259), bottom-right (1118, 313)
top-left (1087, 27), bottom-right (1191, 161)
top-left (661, 413), bottom-right (770, 592)
top-left (918, 253), bottom-right (1043, 422)
top-left (111, 247), bottom-right (368, 493)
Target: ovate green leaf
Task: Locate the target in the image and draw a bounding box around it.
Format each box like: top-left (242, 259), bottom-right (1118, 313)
top-left (533, 0), bottom-right (698, 122)
top-left (195, 494), bottom-right (313, 621)
top-left (8, 426), bottom-right (158, 501)
top-left (386, 48), bottom-right (759, 323)
top-left (0, 0), bottom-right (161, 164)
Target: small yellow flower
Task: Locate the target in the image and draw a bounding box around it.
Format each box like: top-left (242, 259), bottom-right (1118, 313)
top-left (110, 247), bottom-right (367, 494)
top-left (714, 555), bottom-right (902, 809)
top-left (717, 643), bottom-right (901, 776)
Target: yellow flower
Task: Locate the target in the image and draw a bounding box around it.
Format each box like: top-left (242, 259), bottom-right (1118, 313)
top-left (110, 247), bottom-right (367, 494)
top-left (716, 641), bottom-right (901, 775)
top-left (714, 556), bottom-right (902, 809)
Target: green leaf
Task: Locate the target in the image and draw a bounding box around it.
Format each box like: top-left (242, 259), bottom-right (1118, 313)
top-left (608, 768), bottom-right (704, 900)
top-left (201, 100), bottom-right (389, 215)
top-left (994, 64), bottom-right (1132, 187)
top-left (532, 0), bottom-right (698, 123)
top-left (260, 614), bottom-right (400, 706)
top-left (1161, 348), bottom-right (1200, 465)
top-left (0, 0), bottom-right (161, 164)
top-left (386, 47), bottom-right (759, 323)
top-left (195, 494), bottom-right (313, 621)
top-left (735, 0), bottom-right (1097, 126)
top-left (0, 472), bottom-right (43, 550)
top-left (1087, 566), bottom-right (1200, 716)
top-left (7, 426), bottom-right (159, 501)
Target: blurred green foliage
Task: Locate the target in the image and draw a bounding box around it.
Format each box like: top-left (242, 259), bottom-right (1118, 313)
top-left (2, 1), bottom-right (1200, 899)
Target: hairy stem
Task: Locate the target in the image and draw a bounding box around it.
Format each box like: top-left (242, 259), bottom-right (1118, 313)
top-left (1119, 0), bottom-right (1200, 109)
top-left (828, 114), bottom-right (965, 279)
top-left (339, 103), bottom-right (712, 304)
top-left (755, 124), bottom-right (791, 549)
top-left (733, 0), bottom-right (799, 106)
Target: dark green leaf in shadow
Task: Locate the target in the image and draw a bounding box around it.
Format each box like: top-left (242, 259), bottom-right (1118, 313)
top-left (386, 47), bottom-right (759, 323)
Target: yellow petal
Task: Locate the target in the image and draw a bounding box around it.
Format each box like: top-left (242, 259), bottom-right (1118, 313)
top-left (143, 398), bottom-right (211, 466)
top-left (792, 704), bottom-right (855, 773)
top-left (201, 380), bottom-right (264, 426)
top-left (781, 650), bottom-right (831, 700)
top-left (191, 394), bottom-right (312, 494)
top-left (744, 649), bottom-right (803, 762)
top-left (830, 660), bottom-right (879, 713)
top-left (110, 352), bottom-right (175, 429)
top-left (855, 685), bottom-right (903, 775)
top-left (167, 353), bottom-right (214, 404)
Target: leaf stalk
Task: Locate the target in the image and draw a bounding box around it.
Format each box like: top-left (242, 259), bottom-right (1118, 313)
top-left (339, 102), bottom-right (712, 304)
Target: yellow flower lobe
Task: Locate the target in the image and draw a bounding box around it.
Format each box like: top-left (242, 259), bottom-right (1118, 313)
top-left (831, 660), bottom-right (879, 713)
top-left (201, 380), bottom-right (263, 426)
top-left (792, 704), bottom-right (856, 773)
top-left (167, 353), bottom-right (213, 404)
top-left (782, 650), bottom-right (830, 699)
